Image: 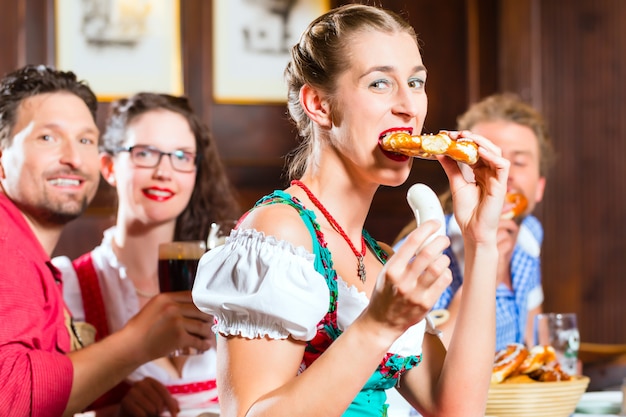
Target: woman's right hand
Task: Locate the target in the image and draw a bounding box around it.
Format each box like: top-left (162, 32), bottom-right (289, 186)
top-left (365, 220), bottom-right (452, 337)
top-left (124, 292), bottom-right (214, 363)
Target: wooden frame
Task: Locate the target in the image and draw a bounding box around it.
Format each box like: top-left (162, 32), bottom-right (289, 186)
top-left (54, 0), bottom-right (183, 101)
top-left (212, 0), bottom-right (329, 104)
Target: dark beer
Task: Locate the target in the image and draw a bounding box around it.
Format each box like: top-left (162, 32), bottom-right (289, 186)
top-left (158, 241), bottom-right (206, 293)
top-left (158, 258), bottom-right (200, 292)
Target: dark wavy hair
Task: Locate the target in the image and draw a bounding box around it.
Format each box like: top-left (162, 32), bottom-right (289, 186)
top-left (0, 65), bottom-right (97, 148)
top-left (100, 92), bottom-right (240, 241)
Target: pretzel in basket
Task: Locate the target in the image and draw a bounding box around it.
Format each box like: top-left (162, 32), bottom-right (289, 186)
top-left (491, 343), bottom-right (572, 384)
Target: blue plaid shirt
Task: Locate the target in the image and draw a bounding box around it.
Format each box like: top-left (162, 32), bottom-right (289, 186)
top-left (433, 214), bottom-right (544, 351)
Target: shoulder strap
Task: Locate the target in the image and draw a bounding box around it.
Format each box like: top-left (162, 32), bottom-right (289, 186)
top-left (362, 229), bottom-right (388, 264)
top-left (72, 253), bottom-right (110, 341)
top-left (252, 190), bottom-right (330, 275)
top-left (72, 253), bottom-right (131, 410)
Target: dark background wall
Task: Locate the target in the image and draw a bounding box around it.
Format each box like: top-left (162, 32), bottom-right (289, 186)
top-left (1, 0), bottom-right (625, 346)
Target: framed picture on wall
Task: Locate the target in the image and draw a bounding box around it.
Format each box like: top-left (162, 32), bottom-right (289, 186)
top-left (212, 0), bottom-right (330, 104)
top-left (55, 0), bottom-right (183, 101)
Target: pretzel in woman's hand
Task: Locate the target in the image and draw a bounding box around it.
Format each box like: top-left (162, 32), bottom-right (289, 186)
top-left (380, 131), bottom-right (479, 165)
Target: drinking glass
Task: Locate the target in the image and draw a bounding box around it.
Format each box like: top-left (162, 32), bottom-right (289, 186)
top-left (207, 219), bottom-right (237, 250)
top-left (158, 240), bottom-right (206, 292)
top-left (534, 312), bottom-right (580, 375)
top-left (158, 240), bottom-right (207, 355)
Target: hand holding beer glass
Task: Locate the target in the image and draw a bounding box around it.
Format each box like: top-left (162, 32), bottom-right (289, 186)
top-left (158, 240), bottom-right (207, 355)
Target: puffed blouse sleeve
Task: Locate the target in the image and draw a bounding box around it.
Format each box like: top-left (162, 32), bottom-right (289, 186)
top-left (192, 228), bottom-right (330, 341)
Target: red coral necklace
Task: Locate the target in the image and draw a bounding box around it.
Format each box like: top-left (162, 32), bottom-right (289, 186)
top-left (291, 180), bottom-right (367, 283)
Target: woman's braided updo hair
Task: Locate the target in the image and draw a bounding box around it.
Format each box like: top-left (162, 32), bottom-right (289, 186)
top-left (284, 4), bottom-right (419, 179)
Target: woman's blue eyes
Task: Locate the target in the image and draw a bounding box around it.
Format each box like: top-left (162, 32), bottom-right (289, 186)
top-left (369, 77), bottom-right (426, 90)
top-left (172, 151), bottom-right (193, 162)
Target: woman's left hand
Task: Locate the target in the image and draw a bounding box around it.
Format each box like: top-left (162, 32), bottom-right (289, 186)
top-left (117, 377), bottom-right (179, 417)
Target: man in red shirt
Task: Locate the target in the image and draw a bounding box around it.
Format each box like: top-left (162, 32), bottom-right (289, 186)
top-left (0, 65), bottom-right (213, 417)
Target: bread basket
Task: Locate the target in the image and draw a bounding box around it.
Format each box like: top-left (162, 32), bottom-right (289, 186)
top-left (485, 375), bottom-right (590, 417)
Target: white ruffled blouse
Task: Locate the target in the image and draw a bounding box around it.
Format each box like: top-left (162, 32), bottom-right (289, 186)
top-left (193, 228), bottom-right (437, 358)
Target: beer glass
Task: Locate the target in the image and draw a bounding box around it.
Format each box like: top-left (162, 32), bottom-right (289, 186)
top-left (207, 220), bottom-right (237, 250)
top-left (158, 240), bottom-right (206, 356)
top-left (158, 240), bottom-right (207, 292)
top-left (534, 312), bottom-right (580, 375)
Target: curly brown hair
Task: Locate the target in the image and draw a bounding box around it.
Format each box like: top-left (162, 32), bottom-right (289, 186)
top-left (0, 65), bottom-right (97, 148)
top-left (100, 92), bottom-right (240, 241)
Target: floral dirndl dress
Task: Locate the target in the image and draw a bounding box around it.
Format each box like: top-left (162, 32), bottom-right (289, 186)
top-left (253, 191), bottom-right (422, 417)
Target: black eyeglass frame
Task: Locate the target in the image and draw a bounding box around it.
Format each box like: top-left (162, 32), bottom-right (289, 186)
top-left (115, 145), bottom-right (200, 173)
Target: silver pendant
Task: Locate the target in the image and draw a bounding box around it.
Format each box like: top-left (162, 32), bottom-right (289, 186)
top-left (357, 255), bottom-right (366, 283)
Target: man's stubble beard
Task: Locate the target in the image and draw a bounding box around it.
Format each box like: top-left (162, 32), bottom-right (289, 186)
top-left (43, 196), bottom-right (92, 225)
top-left (20, 195), bottom-right (92, 226)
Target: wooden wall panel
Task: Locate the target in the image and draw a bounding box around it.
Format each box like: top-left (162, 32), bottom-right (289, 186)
top-left (24, 0), bottom-right (52, 66)
top-left (499, 0), bottom-right (543, 105)
top-left (0, 0), bottom-right (22, 76)
top-left (538, 0), bottom-right (626, 343)
top-left (466, 0), bottom-right (499, 102)
top-left (498, 0), bottom-right (626, 344)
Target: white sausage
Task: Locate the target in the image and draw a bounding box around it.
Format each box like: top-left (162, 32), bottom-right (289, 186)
top-left (406, 183), bottom-right (446, 248)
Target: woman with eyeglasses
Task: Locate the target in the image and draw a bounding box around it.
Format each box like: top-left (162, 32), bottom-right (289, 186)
top-left (52, 92), bottom-right (240, 416)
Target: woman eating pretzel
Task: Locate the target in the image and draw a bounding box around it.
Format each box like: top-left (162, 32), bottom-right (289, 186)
top-left (193, 4), bottom-right (509, 416)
